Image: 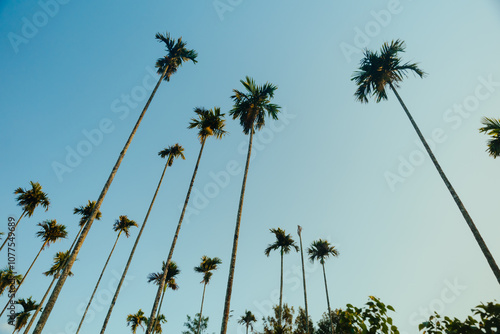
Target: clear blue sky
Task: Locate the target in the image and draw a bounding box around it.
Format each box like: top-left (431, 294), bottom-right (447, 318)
top-left (1, 1), bottom-right (499, 333)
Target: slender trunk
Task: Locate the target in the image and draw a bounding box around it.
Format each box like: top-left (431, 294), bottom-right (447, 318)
top-left (32, 65), bottom-right (170, 334)
top-left (76, 231), bottom-right (122, 334)
top-left (68, 224), bottom-right (85, 255)
top-left (196, 283), bottom-right (207, 334)
top-left (246, 324), bottom-right (248, 334)
top-left (145, 139), bottom-right (206, 334)
top-left (390, 83), bottom-right (500, 285)
top-left (0, 242), bottom-right (46, 317)
top-left (150, 287), bottom-right (167, 332)
top-left (278, 249), bottom-right (283, 329)
top-left (298, 230), bottom-right (310, 334)
top-left (0, 211), bottom-right (25, 252)
top-left (99, 159), bottom-right (170, 334)
top-left (220, 129), bottom-right (254, 334)
top-left (322, 263), bottom-right (334, 334)
top-left (23, 274), bottom-right (57, 334)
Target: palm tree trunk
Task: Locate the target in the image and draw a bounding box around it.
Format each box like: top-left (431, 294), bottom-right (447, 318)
top-left (99, 159), bottom-right (171, 334)
top-left (298, 230), bottom-right (310, 334)
top-left (196, 282), bottom-right (207, 334)
top-left (32, 65), bottom-right (170, 334)
top-left (0, 242), bottom-right (46, 317)
top-left (321, 263), bottom-right (334, 334)
top-left (220, 129), bottom-right (254, 334)
top-left (68, 224), bottom-right (85, 255)
top-left (389, 83), bottom-right (500, 285)
top-left (246, 324), bottom-right (249, 334)
top-left (76, 232), bottom-right (122, 334)
top-left (278, 249), bottom-right (283, 329)
top-left (150, 287), bottom-right (167, 332)
top-left (145, 139), bottom-right (206, 334)
top-left (0, 210), bottom-right (26, 252)
top-left (23, 274), bottom-right (57, 334)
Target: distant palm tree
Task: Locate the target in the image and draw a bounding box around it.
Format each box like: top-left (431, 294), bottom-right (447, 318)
top-left (194, 256), bottom-right (222, 334)
top-left (238, 310), bottom-right (257, 334)
top-left (308, 239), bottom-right (339, 334)
top-left (0, 182), bottom-right (50, 252)
top-left (145, 107), bottom-right (226, 334)
top-left (127, 309), bottom-right (148, 334)
top-left (221, 76), bottom-right (280, 334)
top-left (352, 39), bottom-right (500, 285)
top-left (147, 314), bottom-right (167, 334)
top-left (70, 200), bottom-right (102, 252)
top-left (265, 228), bottom-right (298, 327)
top-left (75, 216), bottom-right (138, 334)
top-left (23, 251), bottom-right (74, 334)
top-left (0, 267), bottom-right (22, 297)
top-left (297, 225), bottom-right (310, 334)
top-left (479, 117), bottom-right (500, 158)
top-left (33, 33), bottom-right (197, 334)
top-left (12, 297), bottom-right (39, 333)
top-left (101, 144), bottom-right (184, 333)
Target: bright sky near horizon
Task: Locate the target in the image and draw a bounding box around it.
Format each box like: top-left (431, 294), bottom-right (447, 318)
top-left (1, 1), bottom-right (499, 333)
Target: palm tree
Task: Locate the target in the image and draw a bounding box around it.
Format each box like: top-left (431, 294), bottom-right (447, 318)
top-left (0, 267), bottom-right (22, 297)
top-left (238, 310), bottom-right (257, 334)
top-left (147, 314), bottom-right (167, 334)
top-left (145, 107), bottom-right (227, 334)
top-left (194, 256), bottom-right (222, 334)
top-left (352, 39), bottom-right (500, 285)
top-left (479, 117), bottom-right (500, 158)
top-left (23, 251), bottom-right (74, 334)
top-left (32, 33), bottom-right (197, 334)
top-left (264, 228), bottom-right (298, 328)
top-left (297, 225), bottom-right (310, 334)
top-left (12, 297), bottom-right (39, 333)
top-left (75, 215), bottom-right (138, 334)
top-left (221, 76), bottom-right (280, 334)
top-left (100, 145), bottom-right (184, 333)
top-left (0, 181), bottom-right (50, 252)
top-left (127, 309), bottom-right (148, 334)
top-left (70, 200), bottom-right (102, 252)
top-left (147, 261), bottom-right (180, 331)
top-left (308, 239), bottom-right (339, 334)
top-left (0, 220), bottom-right (67, 317)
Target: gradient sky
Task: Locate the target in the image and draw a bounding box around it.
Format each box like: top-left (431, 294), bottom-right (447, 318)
top-left (1, 1), bottom-right (499, 333)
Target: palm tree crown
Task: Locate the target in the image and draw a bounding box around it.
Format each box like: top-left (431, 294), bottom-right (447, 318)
top-left (188, 107), bottom-right (227, 142)
top-left (238, 310), bottom-right (257, 331)
top-left (73, 201), bottom-right (102, 227)
top-left (44, 251), bottom-right (74, 278)
top-left (113, 215), bottom-right (138, 238)
top-left (14, 181), bottom-right (50, 217)
top-left (265, 228), bottom-right (299, 256)
top-left (155, 32), bottom-right (198, 82)
top-left (127, 309), bottom-right (148, 334)
top-left (479, 117), bottom-right (500, 158)
top-left (194, 256), bottom-right (222, 284)
top-left (148, 261), bottom-right (180, 291)
top-left (351, 39), bottom-right (425, 103)
top-left (308, 239), bottom-right (339, 264)
top-left (230, 76), bottom-right (280, 134)
top-left (158, 143), bottom-right (185, 166)
top-left (13, 297), bottom-right (39, 333)
top-left (0, 267), bottom-right (22, 296)
top-left (36, 220), bottom-right (67, 248)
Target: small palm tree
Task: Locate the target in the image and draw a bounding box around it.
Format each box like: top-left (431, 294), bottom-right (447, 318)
top-left (12, 297), bottom-right (39, 333)
top-left (147, 314), bottom-right (167, 334)
top-left (75, 215), bottom-right (138, 333)
top-left (0, 182), bottom-right (50, 252)
top-left (479, 117), bottom-right (500, 158)
top-left (238, 310), bottom-right (257, 334)
top-left (221, 77), bottom-right (280, 334)
top-left (0, 267), bottom-right (22, 297)
top-left (101, 144), bottom-right (184, 333)
top-left (127, 309), bottom-right (148, 334)
top-left (352, 39), bottom-right (500, 285)
top-left (308, 239), bottom-right (339, 334)
top-left (297, 225), bottom-right (310, 334)
top-left (23, 251), bottom-right (74, 334)
top-left (70, 200), bottom-right (102, 252)
top-left (33, 33), bottom-right (196, 334)
top-left (194, 256), bottom-right (222, 334)
top-left (145, 107), bottom-right (226, 334)
top-left (265, 228), bottom-right (298, 327)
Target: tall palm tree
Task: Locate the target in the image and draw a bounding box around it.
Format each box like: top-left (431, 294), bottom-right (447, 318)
top-left (0, 181), bottom-right (50, 252)
top-left (144, 107), bottom-right (227, 334)
top-left (32, 32), bottom-right (197, 334)
top-left (308, 239), bottom-right (339, 334)
top-left (75, 215), bottom-right (138, 334)
top-left (23, 251), bottom-right (73, 334)
top-left (352, 39), bottom-right (500, 285)
top-left (264, 228), bottom-right (298, 328)
top-left (479, 117), bottom-right (500, 158)
top-left (238, 310), bottom-right (257, 334)
top-left (127, 309), bottom-right (148, 334)
top-left (12, 297), bottom-right (39, 333)
top-left (221, 76), bottom-right (280, 334)
top-left (297, 225), bottom-right (310, 334)
top-left (70, 200), bottom-right (102, 252)
top-left (194, 256), bottom-right (222, 334)
top-left (0, 220), bottom-right (67, 317)
top-left (0, 267), bottom-right (22, 297)
top-left (100, 145), bottom-right (184, 333)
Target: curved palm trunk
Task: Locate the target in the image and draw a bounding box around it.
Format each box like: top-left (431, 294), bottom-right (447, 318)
top-left (278, 249), bottom-right (284, 329)
top-left (0, 241), bottom-right (47, 317)
top-left (23, 274), bottom-right (57, 334)
top-left (76, 231), bottom-right (122, 334)
top-left (196, 282), bottom-right (207, 334)
top-left (0, 211), bottom-right (26, 252)
top-left (145, 139), bottom-right (206, 334)
top-left (220, 129), bottom-right (254, 334)
top-left (99, 158), bottom-right (170, 334)
top-left (298, 231), bottom-right (310, 334)
top-left (321, 263), bottom-right (334, 334)
top-left (389, 83), bottom-right (500, 285)
top-left (32, 65), bottom-right (170, 334)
